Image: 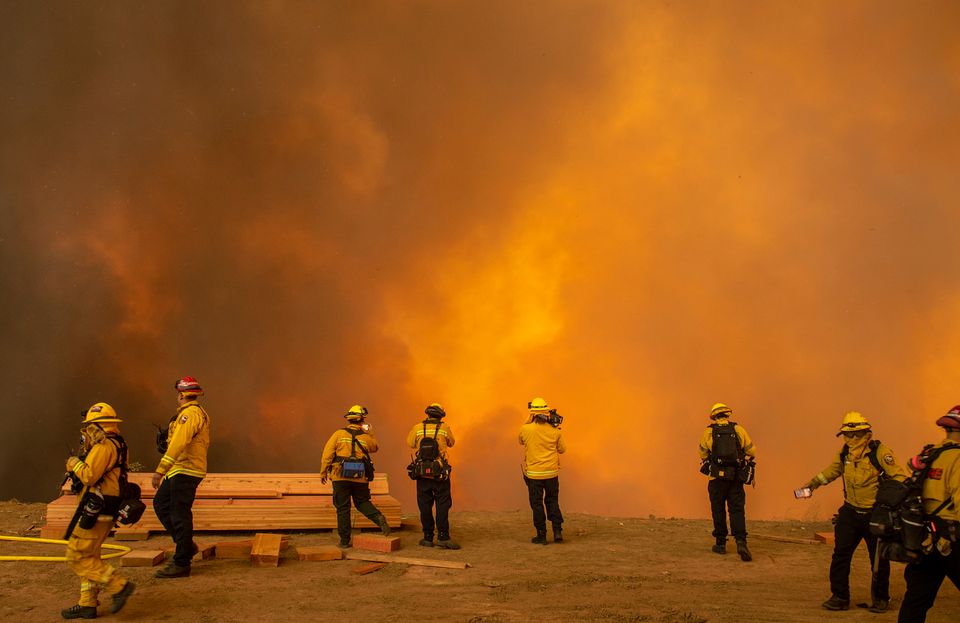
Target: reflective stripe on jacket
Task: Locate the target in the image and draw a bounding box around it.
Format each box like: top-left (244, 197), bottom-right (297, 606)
top-left (406, 419), bottom-right (455, 455)
top-left (807, 440), bottom-right (907, 509)
top-left (320, 425), bottom-right (378, 482)
top-left (519, 420), bottom-right (565, 479)
top-left (72, 437), bottom-right (121, 498)
top-left (155, 401), bottom-right (209, 480)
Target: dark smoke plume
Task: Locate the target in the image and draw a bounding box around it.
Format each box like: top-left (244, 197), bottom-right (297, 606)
top-left (1, 1), bottom-right (958, 520)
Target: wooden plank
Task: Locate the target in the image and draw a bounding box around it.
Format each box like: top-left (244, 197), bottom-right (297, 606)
top-left (296, 546), bottom-right (344, 561)
top-left (352, 562), bottom-right (386, 575)
top-left (122, 472), bottom-right (391, 496)
top-left (214, 540), bottom-right (252, 559)
top-left (752, 533), bottom-right (821, 546)
top-left (44, 493), bottom-right (402, 532)
top-left (353, 534), bottom-right (401, 553)
top-left (251, 533), bottom-right (283, 567)
top-left (40, 525), bottom-right (64, 540)
top-left (113, 530), bottom-right (150, 541)
top-left (344, 552), bottom-right (470, 570)
top-left (120, 550), bottom-right (165, 567)
top-left (815, 532), bottom-right (835, 545)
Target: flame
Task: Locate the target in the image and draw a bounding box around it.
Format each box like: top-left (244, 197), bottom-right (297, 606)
top-left (2, 3), bottom-right (959, 518)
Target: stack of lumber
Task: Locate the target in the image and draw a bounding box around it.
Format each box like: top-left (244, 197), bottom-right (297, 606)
top-left (42, 473), bottom-right (400, 536)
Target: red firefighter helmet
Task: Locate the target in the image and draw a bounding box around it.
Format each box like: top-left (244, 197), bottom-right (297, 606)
top-left (175, 376), bottom-right (203, 396)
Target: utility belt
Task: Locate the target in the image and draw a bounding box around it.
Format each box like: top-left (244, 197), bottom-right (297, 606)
top-left (843, 502), bottom-right (873, 515)
top-left (931, 517), bottom-right (960, 543)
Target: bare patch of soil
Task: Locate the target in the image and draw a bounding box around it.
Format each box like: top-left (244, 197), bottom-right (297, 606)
top-left (1, 501), bottom-right (958, 622)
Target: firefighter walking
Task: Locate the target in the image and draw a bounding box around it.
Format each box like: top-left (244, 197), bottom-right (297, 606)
top-left (799, 411), bottom-right (907, 613)
top-left (152, 376), bottom-right (210, 578)
top-left (320, 405), bottom-right (391, 548)
top-left (407, 403), bottom-right (459, 549)
top-left (699, 402), bottom-right (757, 561)
top-left (61, 403), bottom-right (135, 619)
top-left (519, 397), bottom-right (566, 544)
top-left (897, 406), bottom-right (960, 623)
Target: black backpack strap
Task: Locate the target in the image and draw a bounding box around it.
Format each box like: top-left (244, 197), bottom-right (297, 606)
top-left (866, 440), bottom-right (885, 475)
top-left (919, 445), bottom-right (960, 517)
top-left (342, 427), bottom-right (371, 460)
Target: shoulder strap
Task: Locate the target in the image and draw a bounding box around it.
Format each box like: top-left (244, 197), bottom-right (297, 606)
top-left (920, 445), bottom-right (960, 516)
top-left (93, 434), bottom-right (128, 489)
top-left (863, 439), bottom-right (884, 474)
top-left (342, 427), bottom-right (371, 459)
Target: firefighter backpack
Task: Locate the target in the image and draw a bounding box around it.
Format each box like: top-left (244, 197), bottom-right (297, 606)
top-left (407, 421), bottom-right (450, 480)
top-left (708, 421), bottom-right (743, 480)
top-left (870, 443), bottom-right (960, 563)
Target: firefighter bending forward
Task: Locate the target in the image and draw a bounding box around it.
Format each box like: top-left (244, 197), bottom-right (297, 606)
top-left (62, 403), bottom-right (135, 619)
top-left (799, 411), bottom-right (907, 613)
top-left (320, 405), bottom-right (391, 548)
top-left (152, 377), bottom-right (210, 578)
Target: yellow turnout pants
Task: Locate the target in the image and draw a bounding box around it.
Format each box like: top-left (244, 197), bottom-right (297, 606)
top-left (65, 517), bottom-right (127, 607)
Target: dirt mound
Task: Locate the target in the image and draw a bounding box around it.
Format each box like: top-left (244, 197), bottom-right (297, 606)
top-left (1, 501), bottom-right (958, 622)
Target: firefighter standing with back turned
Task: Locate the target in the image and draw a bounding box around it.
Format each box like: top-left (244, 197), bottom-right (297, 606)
top-left (798, 411), bottom-right (907, 613)
top-left (519, 397), bottom-right (566, 544)
top-left (320, 404), bottom-right (392, 548)
top-left (407, 403), bottom-right (460, 549)
top-left (61, 403), bottom-right (135, 619)
top-left (699, 402), bottom-right (757, 562)
top-left (152, 376), bottom-right (210, 578)
top-left (897, 406), bottom-right (960, 623)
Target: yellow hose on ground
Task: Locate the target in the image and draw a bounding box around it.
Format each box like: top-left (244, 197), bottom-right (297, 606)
top-left (0, 534), bottom-right (131, 562)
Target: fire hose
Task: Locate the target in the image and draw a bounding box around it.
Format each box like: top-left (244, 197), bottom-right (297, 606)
top-left (0, 534), bottom-right (131, 562)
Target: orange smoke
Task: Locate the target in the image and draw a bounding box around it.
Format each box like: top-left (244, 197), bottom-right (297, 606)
top-left (2, 2), bottom-right (959, 520)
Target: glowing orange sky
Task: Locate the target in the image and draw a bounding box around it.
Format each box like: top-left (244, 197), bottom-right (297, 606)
top-left (1, 2), bottom-right (959, 519)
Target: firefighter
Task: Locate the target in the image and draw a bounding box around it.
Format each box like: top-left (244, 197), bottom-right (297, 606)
top-left (699, 402), bottom-right (757, 561)
top-left (61, 403), bottom-right (135, 619)
top-left (798, 411), bottom-right (908, 613)
top-left (897, 406), bottom-right (960, 623)
top-left (152, 376), bottom-right (210, 578)
top-left (519, 397), bottom-right (566, 544)
top-left (406, 403), bottom-right (459, 549)
top-left (320, 405), bottom-right (391, 548)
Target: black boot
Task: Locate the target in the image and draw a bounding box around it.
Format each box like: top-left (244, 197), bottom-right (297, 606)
top-left (868, 599), bottom-right (889, 613)
top-left (822, 595), bottom-right (850, 611)
top-left (531, 529), bottom-right (548, 545)
top-left (552, 524), bottom-right (563, 543)
top-left (735, 539), bottom-right (752, 562)
top-left (711, 537), bottom-right (726, 554)
top-left (437, 534), bottom-right (461, 550)
top-left (419, 533), bottom-right (434, 547)
top-left (155, 563), bottom-right (191, 578)
top-left (376, 514), bottom-right (391, 536)
top-left (61, 605), bottom-right (97, 619)
top-left (110, 581), bottom-right (135, 614)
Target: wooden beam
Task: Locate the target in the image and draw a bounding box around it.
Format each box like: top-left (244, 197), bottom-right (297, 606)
top-left (352, 534), bottom-right (401, 553)
top-left (295, 545), bottom-right (344, 561)
top-left (120, 550), bottom-right (165, 567)
top-left (814, 532), bottom-right (835, 545)
top-left (345, 552), bottom-right (470, 570)
top-left (752, 533), bottom-right (822, 545)
top-left (251, 533), bottom-right (283, 567)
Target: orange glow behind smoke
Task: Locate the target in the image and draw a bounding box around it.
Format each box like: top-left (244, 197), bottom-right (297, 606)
top-left (2, 2), bottom-right (959, 518)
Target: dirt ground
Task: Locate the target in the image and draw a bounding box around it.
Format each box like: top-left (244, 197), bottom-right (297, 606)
top-left (1, 501), bottom-right (959, 622)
